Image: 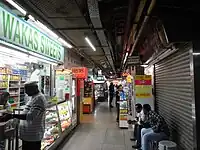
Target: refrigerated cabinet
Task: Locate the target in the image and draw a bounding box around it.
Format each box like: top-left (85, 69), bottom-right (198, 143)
top-left (94, 84), bottom-right (105, 102)
top-left (42, 100), bottom-right (74, 150)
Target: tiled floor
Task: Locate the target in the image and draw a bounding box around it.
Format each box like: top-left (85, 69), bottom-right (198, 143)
top-left (60, 102), bottom-right (134, 150)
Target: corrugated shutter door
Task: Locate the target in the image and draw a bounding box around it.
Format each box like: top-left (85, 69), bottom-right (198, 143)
top-left (155, 45), bottom-right (193, 150)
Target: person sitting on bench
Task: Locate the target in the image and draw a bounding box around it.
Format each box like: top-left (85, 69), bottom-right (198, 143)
top-left (140, 104), bottom-right (169, 150)
top-left (128, 103), bottom-right (146, 148)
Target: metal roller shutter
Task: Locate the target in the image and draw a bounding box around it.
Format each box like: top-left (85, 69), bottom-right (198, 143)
top-left (155, 44), bottom-right (193, 150)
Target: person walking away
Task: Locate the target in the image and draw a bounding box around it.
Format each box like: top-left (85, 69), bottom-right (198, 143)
top-left (0, 92), bottom-right (10, 150)
top-left (2, 81), bottom-right (46, 150)
top-left (109, 82), bottom-right (114, 108)
top-left (140, 104), bottom-right (169, 150)
top-left (128, 103), bottom-right (146, 148)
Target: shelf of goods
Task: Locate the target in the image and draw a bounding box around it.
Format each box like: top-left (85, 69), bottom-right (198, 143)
top-left (0, 67), bottom-right (28, 108)
top-left (83, 81), bottom-right (94, 113)
top-left (94, 84), bottom-right (104, 101)
top-left (119, 85), bottom-right (129, 128)
top-left (41, 101), bottom-right (72, 150)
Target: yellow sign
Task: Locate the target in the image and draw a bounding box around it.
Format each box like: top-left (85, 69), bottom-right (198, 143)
top-left (135, 75), bottom-right (151, 80)
top-left (120, 115), bottom-right (128, 120)
top-left (135, 85), bottom-right (152, 98)
top-left (120, 109), bottom-right (128, 114)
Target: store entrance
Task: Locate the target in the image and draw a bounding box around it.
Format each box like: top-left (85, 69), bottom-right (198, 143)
top-left (0, 45), bottom-right (53, 107)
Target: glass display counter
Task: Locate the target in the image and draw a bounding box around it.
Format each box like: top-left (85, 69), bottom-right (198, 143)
top-left (41, 100), bottom-right (73, 150)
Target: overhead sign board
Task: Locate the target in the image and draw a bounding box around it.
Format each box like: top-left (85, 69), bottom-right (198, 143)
top-left (127, 56), bottom-right (140, 65)
top-left (0, 6), bottom-right (64, 62)
top-left (72, 67), bottom-right (88, 79)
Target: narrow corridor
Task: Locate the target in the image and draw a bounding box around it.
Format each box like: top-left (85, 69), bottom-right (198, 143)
top-left (60, 102), bottom-right (133, 150)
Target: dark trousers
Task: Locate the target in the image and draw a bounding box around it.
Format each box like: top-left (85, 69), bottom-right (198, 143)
top-left (135, 124), bottom-right (143, 146)
top-left (116, 103), bottom-right (119, 121)
top-left (109, 95), bottom-right (113, 106)
top-left (22, 140), bottom-right (41, 150)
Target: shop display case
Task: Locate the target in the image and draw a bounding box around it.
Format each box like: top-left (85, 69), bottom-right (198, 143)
top-left (42, 101), bottom-right (72, 150)
top-left (94, 84), bottom-right (104, 102)
top-left (119, 82), bottom-right (129, 128)
top-left (83, 81), bottom-right (94, 114)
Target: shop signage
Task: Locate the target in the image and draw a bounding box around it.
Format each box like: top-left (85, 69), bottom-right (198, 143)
top-left (135, 75), bottom-right (151, 85)
top-left (97, 76), bottom-right (104, 81)
top-left (127, 56), bottom-right (140, 65)
top-left (135, 75), bottom-right (152, 98)
top-left (0, 6), bottom-right (64, 62)
top-left (71, 67), bottom-right (88, 79)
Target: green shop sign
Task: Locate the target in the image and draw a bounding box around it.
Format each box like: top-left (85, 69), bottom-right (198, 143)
top-left (0, 6), bottom-right (64, 62)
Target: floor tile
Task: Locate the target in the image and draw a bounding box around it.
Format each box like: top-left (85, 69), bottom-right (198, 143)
top-left (60, 102), bottom-right (131, 150)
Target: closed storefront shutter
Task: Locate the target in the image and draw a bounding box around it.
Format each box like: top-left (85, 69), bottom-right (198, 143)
top-left (155, 44), bottom-right (193, 149)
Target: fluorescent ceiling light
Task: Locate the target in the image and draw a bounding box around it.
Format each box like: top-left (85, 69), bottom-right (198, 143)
top-left (58, 38), bottom-right (73, 49)
top-left (6, 0), bottom-right (26, 15)
top-left (0, 45), bottom-right (58, 65)
top-left (28, 15), bottom-right (35, 21)
top-left (193, 53), bottom-right (200, 56)
top-left (141, 64), bottom-right (148, 67)
top-left (123, 52), bottom-right (128, 64)
top-left (85, 37), bottom-right (96, 51)
top-left (35, 21), bottom-right (59, 39)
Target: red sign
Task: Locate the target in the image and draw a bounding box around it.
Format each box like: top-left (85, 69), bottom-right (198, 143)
top-left (135, 75), bottom-right (151, 85)
top-left (135, 80), bottom-right (151, 85)
top-left (72, 67), bottom-right (88, 79)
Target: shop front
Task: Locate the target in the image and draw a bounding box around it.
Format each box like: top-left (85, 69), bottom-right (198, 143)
top-left (0, 5), bottom-right (64, 107)
top-left (0, 5), bottom-right (78, 150)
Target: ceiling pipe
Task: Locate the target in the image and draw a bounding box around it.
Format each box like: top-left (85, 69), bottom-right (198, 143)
top-left (129, 0), bottom-right (156, 56)
top-left (87, 0), bottom-right (116, 72)
top-left (123, 0), bottom-right (135, 50)
top-left (120, 0), bottom-right (147, 70)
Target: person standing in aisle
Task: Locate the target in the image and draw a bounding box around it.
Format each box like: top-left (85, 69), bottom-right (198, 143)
top-left (109, 82), bottom-right (114, 108)
top-left (2, 81), bottom-right (46, 150)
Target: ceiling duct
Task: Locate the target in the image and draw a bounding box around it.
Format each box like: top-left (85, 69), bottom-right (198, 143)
top-left (87, 0), bottom-right (115, 72)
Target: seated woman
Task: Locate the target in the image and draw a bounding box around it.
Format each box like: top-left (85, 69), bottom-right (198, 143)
top-left (139, 104), bottom-right (169, 150)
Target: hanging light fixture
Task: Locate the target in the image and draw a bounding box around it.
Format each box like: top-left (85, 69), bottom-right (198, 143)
top-left (6, 0), bottom-right (27, 15)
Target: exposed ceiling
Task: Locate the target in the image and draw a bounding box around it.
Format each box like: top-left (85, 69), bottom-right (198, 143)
top-left (6, 0), bottom-right (114, 72)
top-left (5, 0), bottom-right (193, 74)
top-left (126, 0), bottom-right (200, 64)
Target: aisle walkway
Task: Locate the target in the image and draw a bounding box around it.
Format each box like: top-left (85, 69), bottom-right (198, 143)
top-left (60, 102), bottom-right (133, 150)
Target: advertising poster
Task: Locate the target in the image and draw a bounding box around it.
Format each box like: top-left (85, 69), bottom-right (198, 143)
top-left (134, 75), bottom-right (154, 110)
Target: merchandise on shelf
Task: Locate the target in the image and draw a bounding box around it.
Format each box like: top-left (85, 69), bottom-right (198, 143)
top-left (94, 84), bottom-right (104, 101)
top-left (84, 81), bottom-right (93, 97)
top-left (58, 101), bottom-right (72, 131)
top-left (41, 101), bottom-right (72, 150)
top-left (119, 81), bottom-right (130, 128)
